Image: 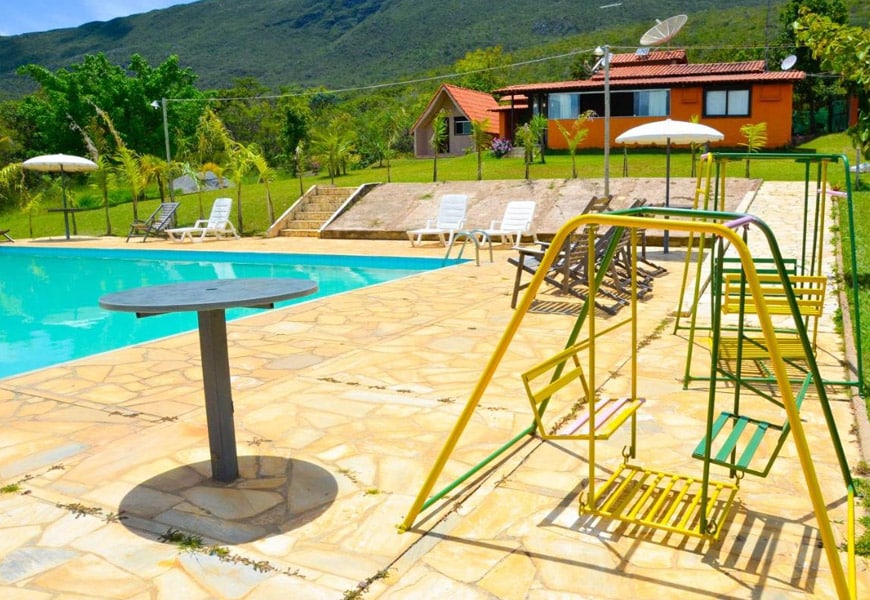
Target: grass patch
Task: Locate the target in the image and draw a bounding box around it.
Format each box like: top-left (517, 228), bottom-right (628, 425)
top-left (0, 133), bottom-right (860, 240)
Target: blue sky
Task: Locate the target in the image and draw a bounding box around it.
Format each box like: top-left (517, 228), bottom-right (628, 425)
top-left (0, 1), bottom-right (198, 36)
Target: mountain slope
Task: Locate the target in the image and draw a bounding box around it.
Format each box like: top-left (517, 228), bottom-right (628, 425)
top-left (0, 0), bottom-right (796, 99)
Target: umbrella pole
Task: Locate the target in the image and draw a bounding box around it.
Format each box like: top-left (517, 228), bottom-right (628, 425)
top-left (61, 167), bottom-right (71, 241)
top-left (664, 139), bottom-right (671, 253)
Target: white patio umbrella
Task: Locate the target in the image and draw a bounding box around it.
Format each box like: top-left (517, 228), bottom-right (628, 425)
top-left (615, 119), bottom-right (723, 251)
top-left (23, 154), bottom-right (98, 240)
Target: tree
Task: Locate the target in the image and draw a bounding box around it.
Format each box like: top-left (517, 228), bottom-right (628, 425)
top-left (793, 11), bottom-right (870, 164)
top-left (688, 114), bottom-right (703, 178)
top-left (779, 1), bottom-right (848, 136)
top-left (470, 119), bottom-right (491, 181)
top-left (454, 46), bottom-right (511, 93)
top-left (528, 114), bottom-right (548, 164)
top-left (739, 122), bottom-right (768, 177)
top-left (429, 110), bottom-right (449, 183)
top-left (214, 77), bottom-right (285, 159)
top-left (0, 161), bottom-right (25, 214)
top-left (515, 123), bottom-right (536, 180)
top-left (281, 95), bottom-right (312, 172)
top-left (16, 53), bottom-right (204, 157)
top-left (249, 145), bottom-right (277, 225)
top-left (294, 142), bottom-right (306, 196)
top-left (555, 111), bottom-right (595, 178)
top-left (310, 112), bottom-right (356, 185)
top-left (198, 108), bottom-right (252, 234)
top-left (94, 104), bottom-right (146, 222)
top-left (69, 116), bottom-right (113, 235)
top-left (383, 107), bottom-right (410, 184)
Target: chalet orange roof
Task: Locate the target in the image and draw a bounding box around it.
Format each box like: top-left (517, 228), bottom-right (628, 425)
top-left (442, 84), bottom-right (501, 133)
top-left (494, 52), bottom-right (804, 96)
top-left (411, 83), bottom-right (501, 134)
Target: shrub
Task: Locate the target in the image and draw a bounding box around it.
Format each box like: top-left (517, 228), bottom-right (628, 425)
top-left (490, 137), bottom-right (513, 158)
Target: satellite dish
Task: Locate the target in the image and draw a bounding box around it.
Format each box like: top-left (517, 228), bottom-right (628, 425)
top-left (781, 54), bottom-right (797, 70)
top-left (591, 49), bottom-right (614, 73)
top-left (639, 14), bottom-right (688, 47)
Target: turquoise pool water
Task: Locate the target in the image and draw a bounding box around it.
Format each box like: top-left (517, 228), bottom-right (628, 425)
top-left (0, 246), bottom-right (461, 379)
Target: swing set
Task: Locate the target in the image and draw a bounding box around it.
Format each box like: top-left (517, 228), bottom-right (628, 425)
top-left (400, 153), bottom-right (862, 599)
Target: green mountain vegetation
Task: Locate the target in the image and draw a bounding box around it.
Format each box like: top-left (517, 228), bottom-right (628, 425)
top-left (0, 0), bottom-right (847, 100)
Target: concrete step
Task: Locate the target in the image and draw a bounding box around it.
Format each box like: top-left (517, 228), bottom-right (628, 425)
top-left (283, 220), bottom-right (325, 230)
top-left (278, 228), bottom-right (320, 237)
top-left (296, 204), bottom-right (343, 215)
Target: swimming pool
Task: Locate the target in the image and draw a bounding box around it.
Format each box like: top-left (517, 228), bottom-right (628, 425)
top-left (0, 246), bottom-right (462, 379)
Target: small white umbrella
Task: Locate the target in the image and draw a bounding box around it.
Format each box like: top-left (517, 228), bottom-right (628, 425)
top-left (23, 154), bottom-right (98, 240)
top-left (616, 119), bottom-right (723, 251)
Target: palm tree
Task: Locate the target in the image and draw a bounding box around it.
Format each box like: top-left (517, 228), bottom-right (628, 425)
top-left (429, 109), bottom-right (449, 182)
top-left (529, 114), bottom-right (548, 164)
top-left (225, 142), bottom-right (253, 235)
top-left (471, 119), bottom-right (491, 181)
top-left (688, 114), bottom-right (703, 178)
top-left (249, 145), bottom-right (277, 224)
top-left (555, 110), bottom-right (595, 178)
top-left (739, 122), bottom-right (768, 178)
top-left (87, 155), bottom-right (115, 236)
top-left (294, 142), bottom-right (306, 196)
top-left (310, 113), bottom-right (356, 185)
top-left (138, 154), bottom-right (168, 203)
top-left (69, 116), bottom-right (113, 235)
top-left (196, 108), bottom-right (252, 233)
top-left (93, 104), bottom-right (146, 221)
top-left (515, 124), bottom-right (536, 180)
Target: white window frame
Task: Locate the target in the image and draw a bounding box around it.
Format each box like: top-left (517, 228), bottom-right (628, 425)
top-left (704, 88), bottom-right (750, 117)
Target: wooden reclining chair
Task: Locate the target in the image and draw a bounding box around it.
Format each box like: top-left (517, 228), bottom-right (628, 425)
top-left (126, 202), bottom-right (179, 242)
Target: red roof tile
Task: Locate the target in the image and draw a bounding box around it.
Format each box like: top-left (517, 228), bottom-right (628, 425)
top-left (442, 84), bottom-right (501, 133)
top-left (494, 55), bottom-right (804, 96)
top-left (412, 84), bottom-right (501, 134)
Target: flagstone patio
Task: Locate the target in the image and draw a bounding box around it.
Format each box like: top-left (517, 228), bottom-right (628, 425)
top-left (0, 181), bottom-right (867, 599)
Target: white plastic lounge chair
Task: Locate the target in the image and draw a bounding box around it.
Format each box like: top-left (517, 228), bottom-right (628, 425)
top-left (479, 200), bottom-right (537, 245)
top-left (167, 198), bottom-right (240, 243)
top-left (407, 194), bottom-right (468, 247)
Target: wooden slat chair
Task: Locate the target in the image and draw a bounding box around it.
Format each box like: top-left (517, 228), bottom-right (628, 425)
top-left (509, 195), bottom-right (614, 311)
top-left (126, 202), bottom-right (179, 242)
top-left (509, 229), bottom-right (629, 315)
top-left (522, 341), bottom-right (644, 442)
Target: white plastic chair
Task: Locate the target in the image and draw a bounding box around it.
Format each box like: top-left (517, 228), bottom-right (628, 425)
top-left (167, 198), bottom-right (240, 243)
top-left (480, 200), bottom-right (537, 245)
top-left (406, 194), bottom-right (468, 247)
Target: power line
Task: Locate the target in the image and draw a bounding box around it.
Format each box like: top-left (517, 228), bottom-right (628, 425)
top-left (169, 42), bottom-right (800, 104)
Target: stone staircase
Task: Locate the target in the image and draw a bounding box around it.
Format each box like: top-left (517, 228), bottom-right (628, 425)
top-left (274, 186), bottom-right (355, 238)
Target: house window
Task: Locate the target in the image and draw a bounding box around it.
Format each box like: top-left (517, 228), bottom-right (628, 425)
top-left (454, 116), bottom-right (471, 135)
top-left (548, 89), bottom-right (669, 119)
top-left (704, 88), bottom-right (750, 116)
top-left (548, 93), bottom-right (580, 120)
top-left (634, 90), bottom-right (669, 116)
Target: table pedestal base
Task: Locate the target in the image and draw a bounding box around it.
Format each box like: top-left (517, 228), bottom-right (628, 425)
top-left (198, 309), bottom-right (239, 482)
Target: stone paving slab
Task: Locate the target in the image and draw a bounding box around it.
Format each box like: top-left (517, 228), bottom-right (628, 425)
top-left (0, 181), bottom-right (867, 599)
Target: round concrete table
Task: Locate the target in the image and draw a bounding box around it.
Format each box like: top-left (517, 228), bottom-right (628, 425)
top-left (100, 278), bottom-right (318, 482)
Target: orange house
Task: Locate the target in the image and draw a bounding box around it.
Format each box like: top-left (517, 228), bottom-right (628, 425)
top-left (412, 83), bottom-right (501, 157)
top-left (493, 50), bottom-right (806, 150)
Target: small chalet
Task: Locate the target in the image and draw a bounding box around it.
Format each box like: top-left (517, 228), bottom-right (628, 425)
top-left (493, 50), bottom-right (806, 150)
top-left (412, 83), bottom-right (501, 158)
